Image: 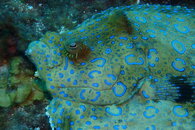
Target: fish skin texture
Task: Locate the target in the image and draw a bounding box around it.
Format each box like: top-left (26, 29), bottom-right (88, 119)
top-left (26, 4), bottom-right (195, 130)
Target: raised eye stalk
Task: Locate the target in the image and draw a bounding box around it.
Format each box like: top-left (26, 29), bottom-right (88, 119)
top-left (64, 41), bottom-right (90, 63)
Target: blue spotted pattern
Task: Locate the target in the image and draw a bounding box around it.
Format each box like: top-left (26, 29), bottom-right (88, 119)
top-left (26, 4), bottom-right (194, 130)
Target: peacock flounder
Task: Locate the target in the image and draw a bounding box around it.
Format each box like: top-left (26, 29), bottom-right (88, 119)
top-left (26, 4), bottom-right (195, 130)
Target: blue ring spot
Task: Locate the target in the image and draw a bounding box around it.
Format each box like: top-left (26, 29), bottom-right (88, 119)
top-left (75, 110), bottom-right (80, 115)
top-left (70, 121), bottom-right (74, 125)
top-left (80, 90), bottom-right (86, 100)
top-left (70, 69), bottom-right (75, 74)
top-left (97, 41), bottom-right (102, 44)
top-left (149, 63), bottom-right (155, 67)
top-left (132, 36), bottom-right (138, 40)
top-left (109, 35), bottom-right (115, 39)
top-left (104, 80), bottom-right (113, 85)
top-left (48, 40), bottom-right (53, 43)
top-left (105, 48), bottom-right (112, 54)
top-left (57, 119), bottom-right (62, 124)
top-left (41, 44), bottom-right (46, 48)
top-left (80, 62), bottom-right (86, 66)
top-left (80, 70), bottom-right (85, 73)
top-left (120, 70), bottom-right (125, 75)
top-left (147, 48), bottom-right (158, 59)
top-left (81, 36), bottom-right (88, 39)
top-left (48, 78), bottom-right (53, 81)
top-left (80, 105), bottom-right (86, 112)
top-left (119, 37), bottom-right (128, 40)
top-left (53, 50), bottom-right (57, 54)
top-left (105, 107), bottom-right (122, 116)
top-left (58, 73), bottom-right (64, 78)
top-left (90, 58), bottom-right (106, 67)
top-left (174, 24), bottom-right (190, 33)
top-left (176, 18), bottom-right (185, 22)
top-left (93, 126), bottom-right (100, 129)
top-left (57, 52), bottom-right (62, 56)
top-left (154, 15), bottom-right (161, 20)
top-left (63, 93), bottom-right (68, 97)
top-left (96, 35), bottom-right (101, 38)
top-left (60, 38), bottom-right (63, 42)
top-left (126, 43), bottom-right (133, 49)
top-left (173, 105), bottom-right (189, 117)
top-left (52, 107), bottom-right (57, 113)
top-left (59, 91), bottom-right (65, 95)
top-left (171, 40), bottom-right (186, 54)
top-left (125, 54), bottom-right (144, 65)
top-left (90, 92), bottom-right (101, 102)
top-left (122, 125), bottom-right (127, 129)
top-left (142, 36), bottom-right (148, 40)
top-left (50, 36), bottom-right (54, 39)
top-left (134, 23), bottom-right (140, 27)
top-left (107, 74), bottom-right (117, 80)
top-left (46, 55), bottom-right (50, 58)
top-left (67, 78), bottom-right (71, 82)
top-left (146, 125), bottom-right (156, 130)
top-left (80, 115), bottom-right (84, 119)
top-left (92, 83), bottom-right (99, 87)
top-left (113, 125), bottom-right (119, 130)
top-left (88, 70), bottom-right (101, 78)
top-left (112, 82), bottom-right (127, 97)
top-left (85, 121), bottom-right (91, 125)
top-left (143, 106), bottom-right (159, 118)
top-left (60, 84), bottom-right (65, 87)
top-left (135, 16), bottom-right (147, 23)
top-left (172, 122), bottom-right (177, 126)
top-left (90, 115), bottom-right (97, 120)
top-left (83, 80), bottom-right (87, 84)
top-left (142, 91), bottom-right (150, 98)
top-left (65, 101), bottom-right (72, 106)
top-left (73, 80), bottom-right (78, 85)
top-left (119, 43), bottom-right (123, 46)
top-left (80, 29), bottom-right (86, 32)
top-left (50, 85), bottom-right (55, 89)
top-left (171, 58), bottom-right (186, 72)
top-left (64, 57), bottom-right (68, 70)
top-left (60, 108), bottom-right (64, 116)
top-left (96, 18), bottom-right (102, 21)
top-left (192, 44), bottom-right (195, 49)
top-left (166, 14), bottom-right (171, 18)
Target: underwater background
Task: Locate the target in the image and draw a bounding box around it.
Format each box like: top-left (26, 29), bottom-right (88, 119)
top-left (0, 0), bottom-right (194, 129)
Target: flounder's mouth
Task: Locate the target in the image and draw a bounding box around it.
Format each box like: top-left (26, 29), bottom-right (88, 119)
top-left (58, 81), bottom-right (118, 91)
top-left (57, 73), bottom-right (121, 91)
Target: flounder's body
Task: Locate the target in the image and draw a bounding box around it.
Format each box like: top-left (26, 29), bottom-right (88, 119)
top-left (26, 4), bottom-right (195, 130)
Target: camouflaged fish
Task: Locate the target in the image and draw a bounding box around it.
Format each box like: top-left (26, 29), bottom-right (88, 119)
top-left (26, 4), bottom-right (195, 130)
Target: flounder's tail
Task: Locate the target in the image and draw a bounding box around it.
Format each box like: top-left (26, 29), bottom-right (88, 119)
top-left (153, 76), bottom-right (195, 103)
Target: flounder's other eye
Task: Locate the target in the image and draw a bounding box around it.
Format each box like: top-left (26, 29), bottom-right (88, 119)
top-left (64, 41), bottom-right (90, 63)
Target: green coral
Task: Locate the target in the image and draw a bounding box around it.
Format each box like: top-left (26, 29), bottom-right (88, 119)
top-left (0, 57), bottom-right (45, 107)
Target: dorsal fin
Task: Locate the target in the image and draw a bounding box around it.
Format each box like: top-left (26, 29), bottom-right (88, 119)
top-left (107, 10), bottom-right (133, 34)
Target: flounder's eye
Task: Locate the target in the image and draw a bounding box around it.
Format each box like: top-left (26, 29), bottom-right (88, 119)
top-left (64, 41), bottom-right (90, 63)
top-left (69, 42), bottom-right (77, 48)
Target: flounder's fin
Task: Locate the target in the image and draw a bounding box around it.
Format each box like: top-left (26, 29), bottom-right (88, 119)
top-left (154, 76), bottom-right (195, 103)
